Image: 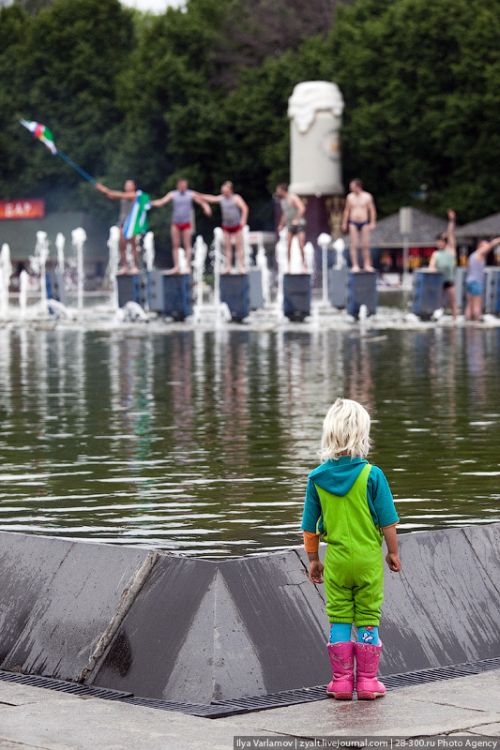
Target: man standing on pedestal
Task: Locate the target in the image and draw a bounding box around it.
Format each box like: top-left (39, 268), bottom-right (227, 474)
top-left (342, 179), bottom-right (377, 272)
top-left (96, 179), bottom-right (141, 274)
top-left (275, 183), bottom-right (308, 272)
top-left (200, 181), bottom-right (249, 274)
top-left (150, 179), bottom-right (211, 274)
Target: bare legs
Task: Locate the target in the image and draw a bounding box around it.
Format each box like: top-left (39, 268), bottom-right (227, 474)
top-left (349, 225), bottom-right (374, 272)
top-left (446, 285), bottom-right (458, 319)
top-left (168, 226), bottom-right (192, 274)
top-left (361, 225), bottom-right (375, 272)
top-left (118, 229), bottom-right (138, 274)
top-left (465, 294), bottom-right (482, 321)
top-left (286, 230), bottom-right (307, 271)
top-left (222, 232), bottom-right (232, 274)
top-left (169, 224), bottom-right (180, 274)
top-left (235, 231), bottom-right (246, 273)
top-left (349, 224), bottom-right (360, 271)
top-left (222, 231), bottom-right (246, 274)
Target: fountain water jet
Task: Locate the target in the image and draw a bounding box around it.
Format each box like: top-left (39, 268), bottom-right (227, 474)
top-left (71, 228), bottom-right (86, 316)
top-left (0, 243), bottom-right (12, 319)
top-left (35, 231), bottom-right (49, 316)
top-left (256, 236), bottom-right (270, 306)
top-left (107, 226), bottom-right (121, 310)
top-left (19, 270), bottom-right (29, 318)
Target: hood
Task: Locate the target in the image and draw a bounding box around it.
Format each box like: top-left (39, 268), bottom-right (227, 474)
top-left (309, 456), bottom-right (368, 497)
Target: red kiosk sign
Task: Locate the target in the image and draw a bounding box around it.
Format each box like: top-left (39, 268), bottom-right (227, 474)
top-left (0, 200), bottom-right (45, 220)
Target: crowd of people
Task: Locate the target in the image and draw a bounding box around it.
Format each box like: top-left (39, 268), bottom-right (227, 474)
top-left (95, 176), bottom-right (499, 321)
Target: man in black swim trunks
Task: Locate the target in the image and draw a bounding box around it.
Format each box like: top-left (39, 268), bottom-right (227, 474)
top-left (341, 179), bottom-right (377, 272)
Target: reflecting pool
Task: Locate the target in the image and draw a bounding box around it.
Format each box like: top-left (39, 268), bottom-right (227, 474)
top-left (0, 326), bottom-right (498, 555)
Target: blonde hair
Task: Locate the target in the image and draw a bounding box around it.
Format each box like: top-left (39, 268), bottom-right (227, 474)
top-left (320, 398), bottom-right (371, 461)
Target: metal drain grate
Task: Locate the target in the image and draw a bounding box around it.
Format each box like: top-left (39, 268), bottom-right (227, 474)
top-left (0, 656), bottom-right (499, 719)
top-left (0, 670), bottom-right (132, 701)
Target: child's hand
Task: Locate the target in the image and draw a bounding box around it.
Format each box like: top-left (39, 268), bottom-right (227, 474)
top-left (308, 559), bottom-right (324, 584)
top-left (386, 552), bottom-right (401, 572)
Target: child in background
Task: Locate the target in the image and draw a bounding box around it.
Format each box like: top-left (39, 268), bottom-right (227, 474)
top-left (302, 398), bottom-right (401, 701)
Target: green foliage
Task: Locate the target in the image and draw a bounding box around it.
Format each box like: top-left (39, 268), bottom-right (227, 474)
top-left (323, 0), bottom-right (500, 218)
top-left (0, 0), bottom-right (499, 227)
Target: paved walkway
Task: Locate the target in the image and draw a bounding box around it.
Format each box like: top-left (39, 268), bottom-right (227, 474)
top-left (0, 670), bottom-right (498, 749)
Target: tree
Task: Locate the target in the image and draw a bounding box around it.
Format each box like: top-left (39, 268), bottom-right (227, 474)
top-left (322, 0), bottom-right (500, 219)
top-left (0, 0), bottom-right (134, 221)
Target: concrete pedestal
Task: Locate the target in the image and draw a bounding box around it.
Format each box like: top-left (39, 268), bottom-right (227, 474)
top-left (116, 274), bottom-right (142, 308)
top-left (149, 273), bottom-right (192, 320)
top-left (248, 268), bottom-right (264, 310)
top-left (328, 267), bottom-right (348, 309)
top-left (283, 274), bottom-right (311, 321)
top-left (220, 274), bottom-right (250, 322)
top-left (412, 270), bottom-right (444, 320)
top-left (347, 271), bottom-right (377, 318)
top-left (484, 267), bottom-right (500, 315)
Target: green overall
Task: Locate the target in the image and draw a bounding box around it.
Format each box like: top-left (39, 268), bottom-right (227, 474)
top-left (316, 464), bottom-right (384, 626)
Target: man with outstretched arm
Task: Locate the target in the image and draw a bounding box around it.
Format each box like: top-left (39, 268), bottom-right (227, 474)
top-left (201, 181), bottom-right (249, 273)
top-left (96, 179), bottom-right (139, 274)
top-left (150, 179), bottom-right (211, 274)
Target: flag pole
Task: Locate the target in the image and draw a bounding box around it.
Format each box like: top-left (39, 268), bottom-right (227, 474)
top-left (57, 150), bottom-right (96, 184)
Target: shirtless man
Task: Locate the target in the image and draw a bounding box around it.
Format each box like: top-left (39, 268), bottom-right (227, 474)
top-left (275, 183), bottom-right (307, 271)
top-left (150, 179), bottom-right (211, 274)
top-left (96, 179), bottom-right (139, 274)
top-left (341, 179), bottom-right (377, 272)
top-left (201, 181), bottom-right (249, 273)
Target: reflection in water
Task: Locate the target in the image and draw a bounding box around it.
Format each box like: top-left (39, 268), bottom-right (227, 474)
top-left (0, 327), bottom-right (498, 556)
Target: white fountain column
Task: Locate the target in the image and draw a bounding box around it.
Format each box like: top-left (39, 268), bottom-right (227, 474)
top-left (143, 231), bottom-right (155, 273)
top-left (55, 232), bottom-right (66, 304)
top-left (193, 235), bottom-right (207, 313)
top-left (55, 233), bottom-right (65, 273)
top-left (0, 243), bottom-right (12, 319)
top-left (317, 233), bottom-right (332, 307)
top-left (178, 248), bottom-right (188, 274)
top-left (19, 270), bottom-right (29, 318)
top-left (35, 231), bottom-right (49, 315)
top-left (256, 236), bottom-right (270, 305)
top-left (243, 225), bottom-right (252, 269)
top-left (107, 225), bottom-right (121, 310)
top-left (275, 228), bottom-right (288, 317)
top-left (213, 227), bottom-right (224, 308)
top-left (142, 231), bottom-right (155, 312)
top-left (71, 227), bottom-right (87, 316)
top-left (304, 241), bottom-right (315, 274)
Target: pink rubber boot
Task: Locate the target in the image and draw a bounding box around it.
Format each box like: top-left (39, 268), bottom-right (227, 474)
top-left (326, 641), bottom-right (354, 700)
top-left (355, 641), bottom-right (386, 700)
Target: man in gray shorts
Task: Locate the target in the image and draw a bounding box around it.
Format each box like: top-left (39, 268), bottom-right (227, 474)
top-left (201, 181), bottom-right (249, 273)
top-left (275, 183), bottom-right (307, 272)
top-left (150, 179), bottom-right (211, 274)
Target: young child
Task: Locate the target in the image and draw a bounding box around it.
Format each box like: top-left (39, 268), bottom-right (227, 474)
top-left (302, 398), bottom-right (401, 701)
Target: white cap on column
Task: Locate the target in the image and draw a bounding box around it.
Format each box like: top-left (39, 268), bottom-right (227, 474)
top-left (288, 81), bottom-right (345, 196)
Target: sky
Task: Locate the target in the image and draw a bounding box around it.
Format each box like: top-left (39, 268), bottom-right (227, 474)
top-left (120, 0), bottom-right (184, 11)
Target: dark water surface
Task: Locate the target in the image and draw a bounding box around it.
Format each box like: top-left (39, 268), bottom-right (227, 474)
top-left (0, 326), bottom-right (498, 556)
